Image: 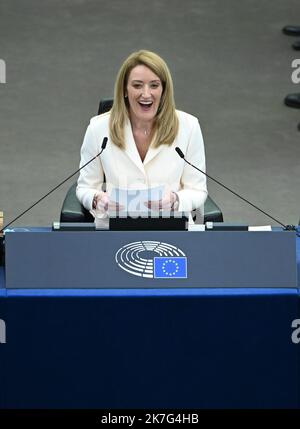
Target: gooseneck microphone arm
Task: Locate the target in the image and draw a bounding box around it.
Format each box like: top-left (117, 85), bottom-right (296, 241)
top-left (1, 137), bottom-right (108, 233)
top-left (175, 146), bottom-right (293, 230)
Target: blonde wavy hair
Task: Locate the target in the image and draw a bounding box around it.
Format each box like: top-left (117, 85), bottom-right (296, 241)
top-left (109, 50), bottom-right (179, 149)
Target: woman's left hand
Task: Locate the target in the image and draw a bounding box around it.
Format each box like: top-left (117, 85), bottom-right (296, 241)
top-left (145, 190), bottom-right (178, 210)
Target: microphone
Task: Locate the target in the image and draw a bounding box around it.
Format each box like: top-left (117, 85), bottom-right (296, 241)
top-left (175, 146), bottom-right (296, 230)
top-left (0, 137), bottom-right (108, 233)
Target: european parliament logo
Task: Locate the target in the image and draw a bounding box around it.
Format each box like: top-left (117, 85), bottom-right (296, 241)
top-left (115, 241), bottom-right (187, 279)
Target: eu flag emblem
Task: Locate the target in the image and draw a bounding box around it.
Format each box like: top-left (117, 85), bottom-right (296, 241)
top-left (154, 257), bottom-right (187, 279)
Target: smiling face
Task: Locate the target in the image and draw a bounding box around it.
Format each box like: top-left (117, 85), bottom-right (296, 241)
top-left (126, 64), bottom-right (163, 124)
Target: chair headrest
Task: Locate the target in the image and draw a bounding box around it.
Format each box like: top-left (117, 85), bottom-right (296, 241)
top-left (98, 98), bottom-right (113, 115)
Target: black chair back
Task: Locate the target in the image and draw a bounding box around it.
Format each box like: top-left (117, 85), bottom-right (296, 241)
top-left (98, 98), bottom-right (113, 115)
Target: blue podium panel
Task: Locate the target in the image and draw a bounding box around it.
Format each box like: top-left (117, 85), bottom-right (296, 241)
top-left (4, 228), bottom-right (297, 288)
top-left (1, 231), bottom-right (299, 409)
top-left (0, 287), bottom-right (299, 409)
top-left (0, 269), bottom-right (6, 410)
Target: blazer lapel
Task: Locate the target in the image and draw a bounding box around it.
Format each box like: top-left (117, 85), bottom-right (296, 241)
top-left (124, 120), bottom-right (146, 175)
top-left (143, 140), bottom-right (165, 165)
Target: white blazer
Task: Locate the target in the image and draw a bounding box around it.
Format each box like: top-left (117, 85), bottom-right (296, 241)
top-left (76, 109), bottom-right (208, 221)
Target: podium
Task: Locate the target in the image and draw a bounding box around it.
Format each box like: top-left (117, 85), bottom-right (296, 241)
top-left (3, 227), bottom-right (297, 289)
top-left (0, 226), bottom-right (299, 408)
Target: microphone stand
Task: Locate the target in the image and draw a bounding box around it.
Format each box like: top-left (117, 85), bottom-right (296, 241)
top-left (0, 137), bottom-right (108, 233)
top-left (175, 147), bottom-right (297, 231)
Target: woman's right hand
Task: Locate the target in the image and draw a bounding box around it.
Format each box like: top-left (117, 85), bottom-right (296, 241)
top-left (93, 192), bottom-right (124, 213)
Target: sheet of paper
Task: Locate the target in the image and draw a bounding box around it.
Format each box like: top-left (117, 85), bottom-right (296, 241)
top-left (248, 225), bottom-right (272, 231)
top-left (188, 224), bottom-right (205, 231)
top-left (110, 185), bottom-right (165, 212)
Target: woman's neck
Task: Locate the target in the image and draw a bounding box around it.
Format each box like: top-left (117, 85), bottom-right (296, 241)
top-left (130, 115), bottom-right (154, 136)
